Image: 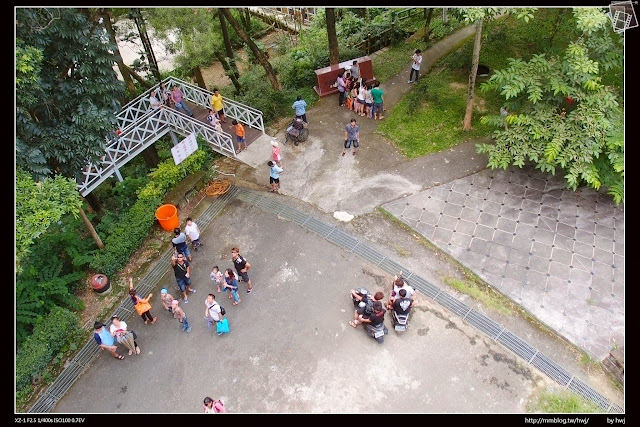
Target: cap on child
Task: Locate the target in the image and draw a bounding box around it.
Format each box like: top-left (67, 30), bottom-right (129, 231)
top-left (161, 288), bottom-right (168, 294)
top-left (171, 299), bottom-right (179, 307)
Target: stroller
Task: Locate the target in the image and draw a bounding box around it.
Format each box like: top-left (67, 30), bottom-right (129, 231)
top-left (285, 117), bottom-right (309, 146)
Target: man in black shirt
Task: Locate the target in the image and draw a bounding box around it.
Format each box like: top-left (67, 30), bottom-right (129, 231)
top-left (231, 247), bottom-right (253, 294)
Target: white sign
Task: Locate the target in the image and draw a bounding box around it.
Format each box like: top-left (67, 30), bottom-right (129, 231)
top-left (171, 132), bottom-right (198, 165)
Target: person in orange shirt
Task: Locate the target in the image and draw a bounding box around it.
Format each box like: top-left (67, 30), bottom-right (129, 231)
top-left (232, 119), bottom-right (246, 152)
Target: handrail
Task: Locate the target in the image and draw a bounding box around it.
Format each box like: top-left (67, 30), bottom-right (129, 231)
top-left (77, 76), bottom-right (263, 197)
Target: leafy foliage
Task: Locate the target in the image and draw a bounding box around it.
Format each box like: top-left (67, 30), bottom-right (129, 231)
top-left (16, 307), bottom-right (82, 403)
top-left (15, 168), bottom-right (83, 272)
top-left (90, 148), bottom-right (209, 277)
top-left (477, 8), bottom-right (624, 203)
top-left (16, 8), bottom-right (126, 181)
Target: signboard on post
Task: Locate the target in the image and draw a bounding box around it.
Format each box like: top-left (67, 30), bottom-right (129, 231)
top-left (171, 132), bottom-right (198, 165)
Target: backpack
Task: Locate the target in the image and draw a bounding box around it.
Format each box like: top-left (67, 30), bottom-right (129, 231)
top-left (214, 302), bottom-right (226, 316)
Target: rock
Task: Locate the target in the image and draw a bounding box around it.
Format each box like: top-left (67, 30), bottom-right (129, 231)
top-left (333, 211), bottom-right (354, 222)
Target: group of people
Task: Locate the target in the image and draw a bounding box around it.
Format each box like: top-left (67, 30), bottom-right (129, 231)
top-left (149, 82), bottom-right (195, 117)
top-left (348, 273), bottom-right (416, 330)
top-left (334, 60), bottom-right (386, 121)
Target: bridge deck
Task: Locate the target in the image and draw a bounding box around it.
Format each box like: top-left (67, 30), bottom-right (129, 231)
top-left (189, 102), bottom-right (263, 152)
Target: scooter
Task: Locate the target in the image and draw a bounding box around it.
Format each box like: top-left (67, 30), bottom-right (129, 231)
top-left (364, 322), bottom-right (388, 344)
top-left (284, 117), bottom-right (309, 146)
top-left (391, 309), bottom-right (409, 332)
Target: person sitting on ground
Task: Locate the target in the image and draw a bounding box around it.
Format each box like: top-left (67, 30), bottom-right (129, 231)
top-left (349, 289), bottom-right (384, 328)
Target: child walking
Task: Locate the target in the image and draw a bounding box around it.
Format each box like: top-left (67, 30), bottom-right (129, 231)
top-left (171, 300), bottom-right (192, 333)
top-left (224, 268), bottom-right (241, 305)
top-left (268, 161), bottom-right (283, 193)
top-left (210, 265), bottom-right (224, 293)
top-left (232, 119), bottom-right (246, 152)
top-left (160, 288), bottom-right (175, 313)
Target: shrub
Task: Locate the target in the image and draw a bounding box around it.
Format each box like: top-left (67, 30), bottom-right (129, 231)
top-left (16, 307), bottom-right (81, 404)
top-left (90, 147), bottom-right (209, 277)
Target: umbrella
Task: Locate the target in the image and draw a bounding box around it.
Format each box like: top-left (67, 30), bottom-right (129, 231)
top-left (117, 331), bottom-right (137, 355)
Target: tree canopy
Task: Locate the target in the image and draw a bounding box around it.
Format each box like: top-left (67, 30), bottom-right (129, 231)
top-left (477, 7), bottom-right (624, 203)
top-left (16, 8), bottom-right (126, 181)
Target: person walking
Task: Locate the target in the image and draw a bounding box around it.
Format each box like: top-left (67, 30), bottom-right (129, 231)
top-left (93, 321), bottom-right (125, 360)
top-left (223, 268), bottom-right (241, 305)
top-left (231, 247), bottom-right (253, 293)
top-left (204, 293), bottom-right (224, 334)
top-left (232, 120), bottom-right (246, 152)
top-left (184, 217), bottom-right (202, 252)
top-left (268, 160), bottom-right (283, 193)
top-left (160, 288), bottom-right (175, 313)
top-left (408, 49), bottom-right (423, 83)
top-left (171, 252), bottom-right (196, 303)
top-left (203, 396), bottom-right (227, 413)
top-left (292, 95), bottom-right (308, 123)
top-left (271, 140), bottom-right (282, 166)
top-left (129, 277), bottom-right (157, 325)
top-left (109, 315), bottom-right (141, 355)
top-left (335, 71), bottom-right (347, 107)
top-left (342, 118), bottom-right (360, 156)
top-left (170, 85), bottom-right (194, 117)
top-left (210, 265), bottom-right (224, 293)
top-left (206, 108), bottom-right (223, 132)
top-left (211, 88), bottom-right (226, 123)
top-left (172, 227), bottom-right (192, 262)
top-left (371, 82), bottom-right (385, 120)
top-left (171, 300), bottom-right (192, 333)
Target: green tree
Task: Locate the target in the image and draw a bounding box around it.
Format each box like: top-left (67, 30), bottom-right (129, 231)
top-left (457, 7), bottom-right (537, 131)
top-left (477, 8), bottom-right (624, 203)
top-left (16, 8), bottom-right (126, 181)
top-left (15, 168), bottom-right (83, 273)
top-left (219, 8), bottom-right (281, 91)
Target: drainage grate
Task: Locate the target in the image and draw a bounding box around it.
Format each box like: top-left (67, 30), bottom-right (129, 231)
top-left (303, 216), bottom-right (333, 237)
top-left (408, 275), bottom-right (441, 299)
top-left (464, 309), bottom-right (503, 339)
top-left (326, 228), bottom-right (360, 252)
top-left (351, 242), bottom-right (386, 265)
top-left (567, 377), bottom-right (615, 412)
top-left (434, 291), bottom-right (472, 318)
top-left (531, 353), bottom-right (573, 386)
top-left (377, 258), bottom-right (409, 277)
top-left (496, 330), bottom-right (538, 362)
top-left (278, 205), bottom-right (310, 225)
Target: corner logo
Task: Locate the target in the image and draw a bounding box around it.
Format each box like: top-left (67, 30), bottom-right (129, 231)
top-left (609, 1), bottom-right (638, 33)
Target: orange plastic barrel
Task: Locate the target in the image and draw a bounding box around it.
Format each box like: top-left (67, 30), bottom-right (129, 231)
top-left (155, 204), bottom-right (179, 231)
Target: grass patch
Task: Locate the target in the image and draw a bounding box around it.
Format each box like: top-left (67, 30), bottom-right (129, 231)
top-left (527, 389), bottom-right (603, 413)
top-left (442, 276), bottom-right (512, 316)
top-left (377, 68), bottom-right (502, 158)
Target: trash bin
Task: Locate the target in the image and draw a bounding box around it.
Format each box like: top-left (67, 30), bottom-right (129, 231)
top-left (155, 204), bottom-right (179, 231)
top-left (91, 274), bottom-right (111, 294)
